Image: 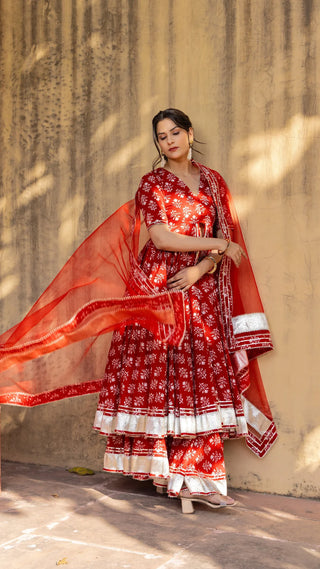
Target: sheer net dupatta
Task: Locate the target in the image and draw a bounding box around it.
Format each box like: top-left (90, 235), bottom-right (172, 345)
top-left (0, 200), bottom-right (185, 406)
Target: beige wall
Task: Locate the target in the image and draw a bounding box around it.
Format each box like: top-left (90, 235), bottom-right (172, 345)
top-left (1, 0), bottom-right (319, 498)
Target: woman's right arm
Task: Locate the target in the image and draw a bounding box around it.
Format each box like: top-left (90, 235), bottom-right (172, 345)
top-left (148, 224), bottom-right (245, 267)
top-left (148, 223), bottom-right (228, 253)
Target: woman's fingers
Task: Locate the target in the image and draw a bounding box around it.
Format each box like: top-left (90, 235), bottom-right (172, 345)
top-left (167, 268), bottom-right (190, 286)
top-left (167, 274), bottom-right (192, 291)
top-left (237, 248), bottom-right (247, 265)
top-left (225, 242), bottom-right (247, 268)
top-left (167, 277), bottom-right (184, 286)
top-left (168, 285), bottom-right (188, 291)
top-left (167, 276), bottom-right (183, 287)
top-left (167, 266), bottom-right (200, 290)
top-left (167, 273), bottom-right (184, 284)
top-left (168, 280), bottom-right (187, 290)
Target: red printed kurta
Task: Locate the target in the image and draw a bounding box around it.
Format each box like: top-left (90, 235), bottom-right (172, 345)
top-left (94, 168), bottom-right (248, 496)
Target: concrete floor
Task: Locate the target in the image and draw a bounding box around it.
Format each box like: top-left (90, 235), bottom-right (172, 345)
top-left (0, 461), bottom-right (319, 569)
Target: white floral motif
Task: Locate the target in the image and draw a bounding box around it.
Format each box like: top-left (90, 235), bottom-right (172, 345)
top-left (95, 168), bottom-right (246, 482)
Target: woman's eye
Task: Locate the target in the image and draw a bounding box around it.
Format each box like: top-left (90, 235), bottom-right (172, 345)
top-left (159, 137), bottom-right (166, 141)
top-left (173, 131), bottom-right (179, 136)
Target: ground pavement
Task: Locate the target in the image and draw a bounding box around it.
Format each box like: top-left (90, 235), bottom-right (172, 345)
top-left (0, 461), bottom-right (319, 569)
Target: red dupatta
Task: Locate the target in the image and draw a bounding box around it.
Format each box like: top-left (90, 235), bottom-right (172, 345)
top-left (0, 200), bottom-right (185, 406)
top-left (199, 164), bottom-right (277, 457)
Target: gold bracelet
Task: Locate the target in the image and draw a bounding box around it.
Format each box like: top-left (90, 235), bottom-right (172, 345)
top-left (205, 255), bottom-right (218, 274)
top-left (218, 239), bottom-right (230, 256)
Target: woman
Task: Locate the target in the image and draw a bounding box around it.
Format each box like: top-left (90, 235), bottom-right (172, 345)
top-left (0, 108), bottom-right (275, 513)
top-left (93, 108), bottom-right (274, 513)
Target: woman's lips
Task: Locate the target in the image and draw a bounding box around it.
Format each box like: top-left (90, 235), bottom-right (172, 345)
top-left (168, 147), bottom-right (179, 152)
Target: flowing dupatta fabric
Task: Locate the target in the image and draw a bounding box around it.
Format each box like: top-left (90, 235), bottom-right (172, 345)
top-left (0, 165), bottom-right (277, 457)
top-left (0, 200), bottom-right (185, 406)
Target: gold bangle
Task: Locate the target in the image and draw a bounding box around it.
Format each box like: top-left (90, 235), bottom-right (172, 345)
top-left (205, 255), bottom-right (218, 274)
top-left (218, 239), bottom-right (230, 256)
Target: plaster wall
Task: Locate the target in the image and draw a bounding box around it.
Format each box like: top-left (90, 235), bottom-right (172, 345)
top-left (1, 0), bottom-right (319, 497)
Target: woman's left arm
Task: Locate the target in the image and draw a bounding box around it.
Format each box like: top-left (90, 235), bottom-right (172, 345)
top-left (167, 228), bottom-right (246, 291)
top-left (167, 256), bottom-right (219, 292)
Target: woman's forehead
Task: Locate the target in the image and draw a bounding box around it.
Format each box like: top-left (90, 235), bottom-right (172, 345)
top-left (156, 118), bottom-right (178, 134)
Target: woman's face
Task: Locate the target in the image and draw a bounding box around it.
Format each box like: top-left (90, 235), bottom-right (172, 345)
top-left (156, 118), bottom-right (193, 162)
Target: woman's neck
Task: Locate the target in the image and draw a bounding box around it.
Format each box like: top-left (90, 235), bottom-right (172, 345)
top-left (165, 159), bottom-right (195, 177)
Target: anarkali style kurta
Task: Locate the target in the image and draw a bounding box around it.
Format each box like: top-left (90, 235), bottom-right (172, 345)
top-left (93, 167), bottom-right (254, 496)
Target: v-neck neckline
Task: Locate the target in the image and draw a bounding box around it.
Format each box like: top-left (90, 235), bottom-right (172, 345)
top-left (160, 166), bottom-right (202, 197)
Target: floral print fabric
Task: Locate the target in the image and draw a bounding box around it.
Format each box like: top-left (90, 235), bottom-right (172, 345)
top-left (94, 168), bottom-right (248, 495)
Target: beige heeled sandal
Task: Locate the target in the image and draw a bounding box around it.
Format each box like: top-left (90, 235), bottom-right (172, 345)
top-left (179, 488), bottom-right (236, 514)
top-left (156, 485), bottom-right (167, 494)
top-left (154, 477), bottom-right (168, 495)
top-left (181, 497), bottom-right (196, 514)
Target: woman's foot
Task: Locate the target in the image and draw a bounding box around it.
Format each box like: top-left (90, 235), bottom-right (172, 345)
top-left (154, 477), bottom-right (168, 494)
top-left (179, 488), bottom-right (236, 514)
top-left (156, 485), bottom-right (167, 494)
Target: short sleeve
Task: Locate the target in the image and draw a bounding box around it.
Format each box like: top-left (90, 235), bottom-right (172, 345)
top-left (135, 173), bottom-right (168, 229)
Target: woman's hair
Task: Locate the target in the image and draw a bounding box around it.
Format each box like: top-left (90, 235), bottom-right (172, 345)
top-left (152, 108), bottom-right (202, 169)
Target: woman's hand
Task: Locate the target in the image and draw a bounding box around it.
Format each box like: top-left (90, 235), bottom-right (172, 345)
top-left (167, 265), bottom-right (203, 292)
top-left (223, 241), bottom-right (247, 268)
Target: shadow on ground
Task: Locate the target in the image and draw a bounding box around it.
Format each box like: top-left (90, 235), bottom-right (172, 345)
top-left (0, 461), bottom-right (319, 569)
